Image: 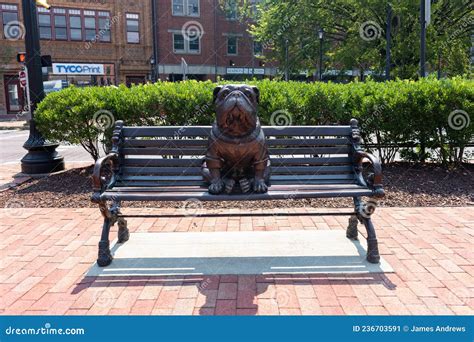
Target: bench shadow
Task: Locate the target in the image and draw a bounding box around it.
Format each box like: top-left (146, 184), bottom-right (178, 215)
top-left (72, 272), bottom-right (396, 316)
top-left (72, 237), bottom-right (395, 315)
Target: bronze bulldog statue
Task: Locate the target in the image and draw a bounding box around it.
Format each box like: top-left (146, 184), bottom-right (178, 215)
top-left (202, 84), bottom-right (270, 194)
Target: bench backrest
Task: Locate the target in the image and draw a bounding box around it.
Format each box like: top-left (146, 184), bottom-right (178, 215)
top-left (113, 124), bottom-right (357, 188)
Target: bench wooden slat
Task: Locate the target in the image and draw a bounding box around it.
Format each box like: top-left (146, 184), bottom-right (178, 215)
top-left (271, 157), bottom-right (351, 165)
top-left (121, 146), bottom-right (350, 156)
top-left (122, 137), bottom-right (350, 148)
top-left (115, 179), bottom-right (355, 187)
top-left (123, 158), bottom-right (203, 167)
top-left (122, 126), bottom-right (351, 138)
top-left (109, 183), bottom-right (365, 192)
top-left (102, 187), bottom-right (372, 201)
top-left (119, 174), bottom-right (354, 182)
top-left (121, 165), bottom-right (353, 175)
top-left (263, 126), bottom-right (351, 136)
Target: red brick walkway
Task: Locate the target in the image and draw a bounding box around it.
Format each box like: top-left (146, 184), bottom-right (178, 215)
top-left (0, 207), bottom-right (472, 315)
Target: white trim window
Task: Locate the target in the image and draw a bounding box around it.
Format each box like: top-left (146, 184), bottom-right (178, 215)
top-left (172, 31), bottom-right (200, 54)
top-left (227, 36), bottom-right (238, 55)
top-left (172, 0), bottom-right (199, 17)
top-left (126, 13), bottom-right (139, 44)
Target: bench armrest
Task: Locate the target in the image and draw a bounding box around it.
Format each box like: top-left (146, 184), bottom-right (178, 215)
top-left (353, 150), bottom-right (384, 198)
top-left (91, 153), bottom-right (119, 203)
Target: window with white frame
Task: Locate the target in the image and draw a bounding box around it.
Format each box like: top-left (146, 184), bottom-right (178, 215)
top-left (173, 32), bottom-right (200, 54)
top-left (172, 0), bottom-right (199, 17)
top-left (53, 8), bottom-right (67, 40)
top-left (227, 36), bottom-right (238, 55)
top-left (126, 13), bottom-right (139, 43)
top-left (1, 4), bottom-right (20, 40)
top-left (38, 7), bottom-right (52, 40)
top-left (253, 41), bottom-right (262, 56)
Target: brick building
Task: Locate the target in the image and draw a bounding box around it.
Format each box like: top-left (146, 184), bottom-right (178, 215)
top-left (154, 0), bottom-right (276, 81)
top-left (0, 0), bottom-right (275, 117)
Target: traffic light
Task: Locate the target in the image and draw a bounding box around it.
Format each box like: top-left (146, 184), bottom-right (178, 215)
top-left (17, 52), bottom-right (26, 63)
top-left (36, 0), bottom-right (51, 9)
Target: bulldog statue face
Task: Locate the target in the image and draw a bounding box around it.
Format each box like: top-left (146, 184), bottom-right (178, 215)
top-left (213, 84), bottom-right (260, 137)
top-left (202, 84), bottom-right (270, 195)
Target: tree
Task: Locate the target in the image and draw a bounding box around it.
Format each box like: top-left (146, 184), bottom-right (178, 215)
top-left (248, 0), bottom-right (473, 79)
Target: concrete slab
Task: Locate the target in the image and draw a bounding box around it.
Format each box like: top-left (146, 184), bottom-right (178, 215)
top-left (87, 230), bottom-right (393, 276)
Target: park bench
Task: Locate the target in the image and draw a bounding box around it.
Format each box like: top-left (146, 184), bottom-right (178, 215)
top-left (91, 119), bottom-right (385, 267)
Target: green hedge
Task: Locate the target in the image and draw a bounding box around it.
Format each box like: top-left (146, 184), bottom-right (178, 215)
top-left (36, 78), bottom-right (473, 163)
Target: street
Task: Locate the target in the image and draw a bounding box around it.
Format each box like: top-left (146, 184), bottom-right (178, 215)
top-left (0, 129), bottom-right (91, 165)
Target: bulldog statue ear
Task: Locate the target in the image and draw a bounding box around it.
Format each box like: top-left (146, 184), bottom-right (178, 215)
top-left (213, 86), bottom-right (223, 103)
top-left (252, 86), bottom-right (260, 103)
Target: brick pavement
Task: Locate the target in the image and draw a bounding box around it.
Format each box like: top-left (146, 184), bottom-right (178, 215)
top-left (0, 207), bottom-right (472, 315)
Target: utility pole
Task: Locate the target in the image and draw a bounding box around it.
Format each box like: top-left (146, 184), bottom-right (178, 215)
top-left (385, 4), bottom-right (392, 81)
top-left (150, 0), bottom-right (158, 82)
top-left (20, 0), bottom-right (64, 174)
top-left (420, 0), bottom-right (427, 78)
top-left (285, 39), bottom-right (289, 81)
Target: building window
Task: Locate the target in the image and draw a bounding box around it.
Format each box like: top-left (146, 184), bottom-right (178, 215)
top-left (98, 11), bottom-right (111, 42)
top-left (173, 32), bottom-right (200, 54)
top-left (253, 41), bottom-right (262, 56)
top-left (1, 4), bottom-right (20, 40)
top-left (227, 36), bottom-right (238, 55)
top-left (84, 11), bottom-right (97, 41)
top-left (69, 9), bottom-right (82, 41)
top-left (126, 13), bottom-right (139, 43)
top-left (53, 8), bottom-right (67, 40)
top-left (38, 9), bottom-right (52, 40)
top-left (172, 0), bottom-right (199, 16)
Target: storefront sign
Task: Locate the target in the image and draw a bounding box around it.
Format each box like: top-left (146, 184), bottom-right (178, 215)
top-left (52, 63), bottom-right (105, 75)
top-left (226, 67), bottom-right (265, 75)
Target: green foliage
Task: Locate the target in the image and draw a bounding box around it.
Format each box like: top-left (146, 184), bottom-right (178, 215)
top-left (249, 0), bottom-right (472, 79)
top-left (36, 78), bottom-right (473, 164)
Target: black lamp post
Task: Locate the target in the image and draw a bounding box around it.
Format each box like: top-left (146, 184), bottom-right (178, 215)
top-left (318, 28), bottom-right (324, 81)
top-left (20, 0), bottom-right (64, 174)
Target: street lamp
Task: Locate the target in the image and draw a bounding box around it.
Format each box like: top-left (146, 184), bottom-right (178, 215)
top-left (318, 28), bottom-right (324, 81)
top-left (20, 0), bottom-right (64, 174)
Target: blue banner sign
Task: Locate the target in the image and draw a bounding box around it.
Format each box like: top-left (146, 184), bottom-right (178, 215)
top-left (0, 316), bottom-right (472, 342)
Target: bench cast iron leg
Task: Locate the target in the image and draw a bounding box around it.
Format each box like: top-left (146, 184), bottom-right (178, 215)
top-left (359, 216), bottom-right (380, 264)
top-left (346, 215), bottom-right (359, 240)
top-left (117, 217), bottom-right (129, 243)
top-left (346, 197), bottom-right (359, 240)
top-left (98, 217), bottom-right (113, 267)
top-left (353, 197), bottom-right (380, 264)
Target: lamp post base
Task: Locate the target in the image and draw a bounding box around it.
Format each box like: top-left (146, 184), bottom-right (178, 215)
top-left (21, 143), bottom-right (65, 174)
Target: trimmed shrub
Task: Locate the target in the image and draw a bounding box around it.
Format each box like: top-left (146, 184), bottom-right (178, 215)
top-left (36, 78), bottom-right (473, 163)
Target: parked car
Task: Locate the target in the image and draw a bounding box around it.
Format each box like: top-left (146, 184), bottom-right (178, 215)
top-left (43, 80), bottom-right (69, 94)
